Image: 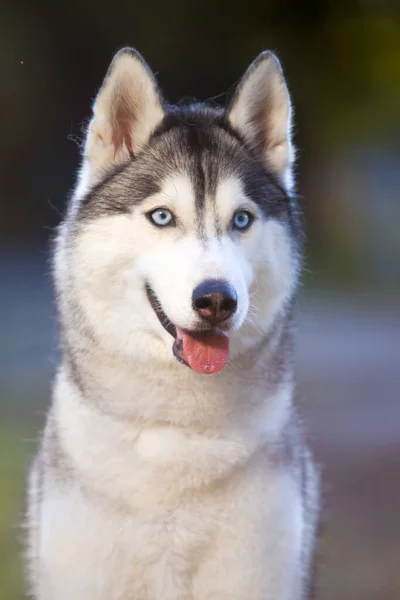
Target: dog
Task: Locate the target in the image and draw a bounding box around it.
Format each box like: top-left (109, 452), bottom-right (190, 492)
top-left (26, 47), bottom-right (320, 599)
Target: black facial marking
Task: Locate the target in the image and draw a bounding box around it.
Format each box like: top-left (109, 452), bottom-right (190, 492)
top-left (172, 338), bottom-right (190, 368)
top-left (75, 103), bottom-right (302, 248)
top-left (213, 203), bottom-right (223, 237)
top-left (145, 283), bottom-right (176, 339)
top-left (78, 161), bottom-right (162, 220)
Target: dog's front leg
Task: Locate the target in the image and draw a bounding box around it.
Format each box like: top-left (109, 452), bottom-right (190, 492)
top-left (192, 467), bottom-right (306, 600)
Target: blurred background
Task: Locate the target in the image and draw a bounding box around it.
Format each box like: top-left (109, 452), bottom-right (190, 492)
top-left (1, 0), bottom-right (399, 598)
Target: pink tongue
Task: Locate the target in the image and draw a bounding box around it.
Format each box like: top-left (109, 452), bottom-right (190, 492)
top-left (175, 327), bottom-right (229, 374)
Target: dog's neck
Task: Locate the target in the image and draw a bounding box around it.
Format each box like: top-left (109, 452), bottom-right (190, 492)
top-left (61, 309), bottom-right (294, 431)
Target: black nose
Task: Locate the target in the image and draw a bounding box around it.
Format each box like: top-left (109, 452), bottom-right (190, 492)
top-left (192, 279), bottom-right (238, 324)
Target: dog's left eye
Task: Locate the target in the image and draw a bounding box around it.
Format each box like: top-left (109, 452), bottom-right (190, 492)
top-left (147, 208), bottom-right (175, 227)
top-left (232, 210), bottom-right (253, 231)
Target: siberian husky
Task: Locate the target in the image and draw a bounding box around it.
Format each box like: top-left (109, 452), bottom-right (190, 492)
top-left (26, 47), bottom-right (320, 599)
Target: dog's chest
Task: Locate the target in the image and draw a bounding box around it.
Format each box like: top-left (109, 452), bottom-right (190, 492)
top-left (60, 414), bottom-right (254, 507)
top-left (40, 480), bottom-right (218, 599)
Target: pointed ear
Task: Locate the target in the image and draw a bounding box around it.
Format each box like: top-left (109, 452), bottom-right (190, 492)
top-left (227, 51), bottom-right (295, 192)
top-left (83, 48), bottom-right (164, 185)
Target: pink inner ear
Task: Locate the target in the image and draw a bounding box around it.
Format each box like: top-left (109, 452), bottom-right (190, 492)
top-left (111, 93), bottom-right (136, 158)
top-left (251, 99), bottom-right (270, 156)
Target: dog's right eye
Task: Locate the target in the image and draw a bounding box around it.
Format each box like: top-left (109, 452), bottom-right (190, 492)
top-left (147, 208), bottom-right (175, 228)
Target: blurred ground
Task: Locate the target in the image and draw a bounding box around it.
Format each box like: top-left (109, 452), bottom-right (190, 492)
top-left (1, 256), bottom-right (399, 600)
top-left (297, 299), bottom-right (400, 600)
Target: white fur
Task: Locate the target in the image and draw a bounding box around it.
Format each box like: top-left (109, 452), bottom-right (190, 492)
top-left (27, 48), bottom-right (319, 600)
top-left (35, 372), bottom-right (302, 600)
top-left (29, 171), bottom-right (312, 599)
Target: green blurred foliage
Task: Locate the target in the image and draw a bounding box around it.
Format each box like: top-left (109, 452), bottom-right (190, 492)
top-left (0, 429), bottom-right (34, 600)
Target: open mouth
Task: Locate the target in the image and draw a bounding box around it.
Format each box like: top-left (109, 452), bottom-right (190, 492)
top-left (145, 284), bottom-right (230, 375)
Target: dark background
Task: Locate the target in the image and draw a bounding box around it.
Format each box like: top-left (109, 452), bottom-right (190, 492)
top-left (1, 1), bottom-right (400, 598)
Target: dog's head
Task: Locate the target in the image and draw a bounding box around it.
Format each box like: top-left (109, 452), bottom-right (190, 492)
top-left (58, 48), bottom-right (302, 374)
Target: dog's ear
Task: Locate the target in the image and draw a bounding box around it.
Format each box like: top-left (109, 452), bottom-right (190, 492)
top-left (228, 51), bottom-right (294, 192)
top-left (82, 48), bottom-right (164, 185)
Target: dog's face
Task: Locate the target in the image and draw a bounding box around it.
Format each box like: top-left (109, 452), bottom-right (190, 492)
top-left (60, 49), bottom-right (302, 374)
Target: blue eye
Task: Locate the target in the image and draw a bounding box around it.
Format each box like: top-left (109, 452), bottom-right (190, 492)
top-left (148, 208), bottom-right (175, 227)
top-left (232, 210), bottom-right (253, 231)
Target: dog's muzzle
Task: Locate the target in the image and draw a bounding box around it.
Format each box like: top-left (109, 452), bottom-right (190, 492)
top-left (145, 283), bottom-right (230, 374)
